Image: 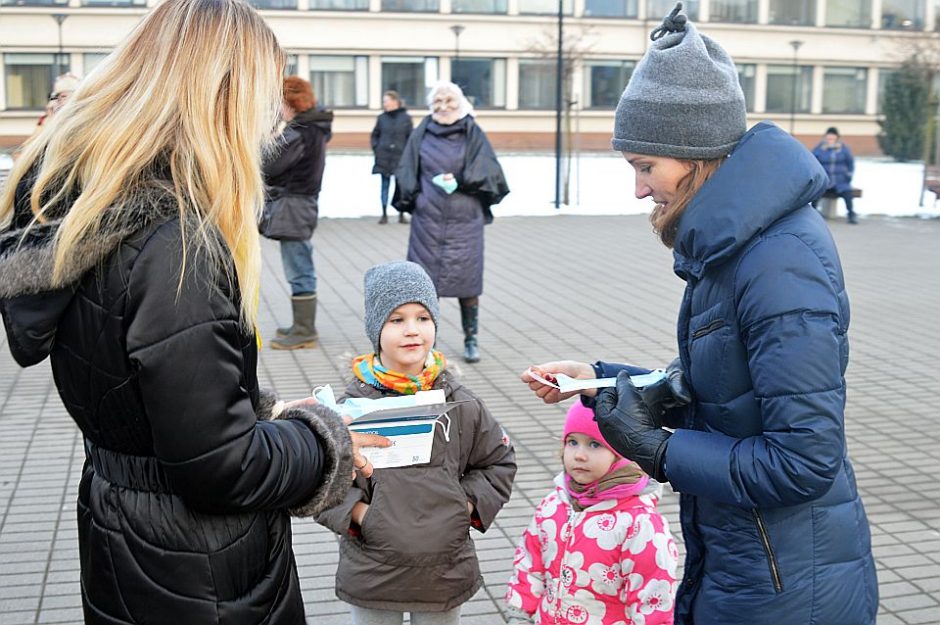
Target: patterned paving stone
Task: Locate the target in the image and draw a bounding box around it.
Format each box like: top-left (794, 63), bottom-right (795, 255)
top-left (2, 214), bottom-right (939, 624)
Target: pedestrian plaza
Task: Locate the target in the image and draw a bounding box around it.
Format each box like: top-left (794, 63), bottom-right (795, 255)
top-left (1, 213), bottom-right (938, 624)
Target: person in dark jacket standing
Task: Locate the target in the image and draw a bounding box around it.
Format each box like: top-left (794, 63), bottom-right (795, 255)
top-left (371, 90), bottom-right (413, 224)
top-left (0, 2), bottom-right (386, 623)
top-left (394, 81), bottom-right (509, 364)
top-left (811, 126), bottom-right (858, 224)
top-left (520, 5), bottom-right (877, 625)
top-left (263, 76), bottom-right (333, 349)
top-left (318, 260), bottom-right (516, 625)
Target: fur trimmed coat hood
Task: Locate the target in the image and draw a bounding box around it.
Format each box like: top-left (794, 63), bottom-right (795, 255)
top-left (0, 176), bottom-right (353, 624)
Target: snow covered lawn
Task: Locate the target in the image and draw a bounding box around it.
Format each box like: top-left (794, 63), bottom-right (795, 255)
top-left (317, 152), bottom-right (940, 221)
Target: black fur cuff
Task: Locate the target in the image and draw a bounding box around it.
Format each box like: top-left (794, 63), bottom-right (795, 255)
top-left (275, 402), bottom-right (353, 518)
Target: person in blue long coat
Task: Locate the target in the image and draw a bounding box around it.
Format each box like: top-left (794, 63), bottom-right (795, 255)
top-left (520, 5), bottom-right (877, 625)
top-left (811, 127), bottom-right (858, 223)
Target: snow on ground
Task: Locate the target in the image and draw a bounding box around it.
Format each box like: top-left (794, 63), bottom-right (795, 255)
top-left (318, 151), bottom-right (940, 221)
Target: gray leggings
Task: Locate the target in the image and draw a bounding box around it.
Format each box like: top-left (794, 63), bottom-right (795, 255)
top-left (348, 604), bottom-right (461, 625)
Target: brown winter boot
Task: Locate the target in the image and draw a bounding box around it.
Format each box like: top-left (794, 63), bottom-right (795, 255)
top-left (270, 294), bottom-right (318, 350)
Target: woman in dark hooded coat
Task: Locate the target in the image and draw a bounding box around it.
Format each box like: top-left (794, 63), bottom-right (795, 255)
top-left (371, 89), bottom-right (413, 224)
top-left (394, 81), bottom-right (509, 364)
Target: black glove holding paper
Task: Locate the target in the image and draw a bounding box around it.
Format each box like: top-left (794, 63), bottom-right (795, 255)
top-left (637, 357), bottom-right (691, 429)
top-left (595, 371), bottom-right (671, 483)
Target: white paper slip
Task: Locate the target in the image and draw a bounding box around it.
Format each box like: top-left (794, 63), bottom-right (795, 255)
top-left (526, 368), bottom-right (667, 392)
top-left (312, 385), bottom-right (450, 421)
top-left (348, 418), bottom-right (437, 468)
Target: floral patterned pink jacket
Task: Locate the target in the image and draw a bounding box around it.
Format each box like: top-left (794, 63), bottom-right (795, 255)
top-left (505, 475), bottom-right (678, 625)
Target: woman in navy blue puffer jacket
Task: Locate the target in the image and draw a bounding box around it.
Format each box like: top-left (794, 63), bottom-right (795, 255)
top-left (522, 5), bottom-right (877, 624)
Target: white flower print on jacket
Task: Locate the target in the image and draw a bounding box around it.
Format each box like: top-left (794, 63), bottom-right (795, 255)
top-left (506, 474), bottom-right (678, 625)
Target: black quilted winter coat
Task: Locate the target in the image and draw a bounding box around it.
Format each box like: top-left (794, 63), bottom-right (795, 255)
top-left (370, 107), bottom-right (413, 176)
top-left (0, 178), bottom-right (353, 625)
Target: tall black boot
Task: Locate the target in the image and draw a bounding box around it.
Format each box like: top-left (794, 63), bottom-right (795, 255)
top-left (460, 300), bottom-right (480, 363)
top-left (271, 294), bottom-right (318, 350)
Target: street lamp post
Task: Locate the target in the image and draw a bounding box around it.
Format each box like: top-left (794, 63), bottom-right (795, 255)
top-left (789, 40), bottom-right (803, 136)
top-left (450, 24), bottom-right (465, 62)
top-left (52, 14), bottom-right (69, 76)
top-left (554, 0), bottom-right (563, 209)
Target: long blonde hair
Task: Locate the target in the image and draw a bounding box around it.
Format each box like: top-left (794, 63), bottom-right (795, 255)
top-left (0, 0), bottom-right (284, 327)
top-left (650, 158), bottom-right (725, 248)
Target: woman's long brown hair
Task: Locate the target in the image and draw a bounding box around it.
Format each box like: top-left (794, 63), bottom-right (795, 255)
top-left (650, 158), bottom-right (725, 248)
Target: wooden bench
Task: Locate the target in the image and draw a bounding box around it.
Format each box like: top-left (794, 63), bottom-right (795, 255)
top-left (924, 165), bottom-right (940, 201)
top-left (818, 188), bottom-right (862, 220)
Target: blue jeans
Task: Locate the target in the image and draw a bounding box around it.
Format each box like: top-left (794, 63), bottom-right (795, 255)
top-left (380, 174), bottom-right (392, 213)
top-left (279, 238), bottom-right (316, 296)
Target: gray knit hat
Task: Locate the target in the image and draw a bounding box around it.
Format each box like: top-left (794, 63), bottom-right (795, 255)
top-left (363, 261), bottom-right (440, 353)
top-left (612, 2), bottom-right (746, 159)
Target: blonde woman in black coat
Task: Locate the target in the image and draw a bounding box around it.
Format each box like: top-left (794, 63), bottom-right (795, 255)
top-left (0, 1), bottom-right (386, 622)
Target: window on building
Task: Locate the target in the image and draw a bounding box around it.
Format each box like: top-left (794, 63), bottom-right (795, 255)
top-left (736, 63), bottom-right (756, 112)
top-left (765, 64), bottom-right (812, 114)
top-left (518, 60), bottom-right (557, 109)
top-left (881, 0), bottom-right (925, 29)
top-left (823, 67), bottom-right (867, 113)
top-left (309, 0), bottom-right (369, 8)
top-left (286, 54), bottom-right (299, 76)
top-left (83, 53), bottom-right (110, 75)
top-left (518, 0), bottom-right (572, 14)
top-left (246, 0), bottom-right (296, 7)
top-left (310, 56), bottom-right (368, 108)
top-left (768, 0), bottom-right (815, 25)
top-left (583, 0), bottom-right (638, 17)
top-left (826, 0), bottom-right (872, 26)
top-left (452, 0), bottom-right (507, 13)
top-left (381, 0), bottom-right (440, 11)
top-left (648, 0), bottom-right (698, 20)
top-left (0, 0), bottom-right (67, 6)
top-left (710, 0), bottom-right (758, 23)
top-left (583, 61), bottom-right (634, 109)
top-left (382, 57), bottom-right (438, 109)
top-left (81, 0), bottom-right (145, 5)
top-left (451, 58), bottom-right (506, 108)
top-left (877, 68), bottom-right (898, 113)
top-left (4, 53), bottom-right (68, 109)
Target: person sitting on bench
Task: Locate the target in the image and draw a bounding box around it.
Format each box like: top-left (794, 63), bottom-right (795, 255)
top-left (811, 127), bottom-right (858, 224)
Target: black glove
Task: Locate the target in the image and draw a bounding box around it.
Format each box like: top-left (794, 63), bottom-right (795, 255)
top-left (637, 357), bottom-right (691, 429)
top-left (595, 371), bottom-right (671, 483)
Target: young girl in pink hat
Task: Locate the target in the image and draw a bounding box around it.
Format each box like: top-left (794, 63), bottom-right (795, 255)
top-left (505, 399), bottom-right (678, 625)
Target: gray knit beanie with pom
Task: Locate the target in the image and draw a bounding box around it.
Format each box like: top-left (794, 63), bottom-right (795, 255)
top-left (612, 2), bottom-right (746, 159)
top-left (363, 261), bottom-right (440, 353)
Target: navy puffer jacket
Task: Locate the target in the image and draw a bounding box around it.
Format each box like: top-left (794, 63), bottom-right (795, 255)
top-left (811, 139), bottom-right (854, 194)
top-left (664, 123), bottom-right (877, 624)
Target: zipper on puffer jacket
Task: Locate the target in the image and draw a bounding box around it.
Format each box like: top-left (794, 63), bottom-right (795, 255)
top-left (691, 318), bottom-right (726, 339)
top-left (752, 509), bottom-right (784, 593)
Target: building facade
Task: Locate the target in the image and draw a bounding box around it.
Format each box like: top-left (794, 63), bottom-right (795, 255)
top-left (1, 0), bottom-right (939, 153)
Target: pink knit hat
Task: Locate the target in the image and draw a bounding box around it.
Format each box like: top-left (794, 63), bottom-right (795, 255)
top-left (563, 398), bottom-right (621, 456)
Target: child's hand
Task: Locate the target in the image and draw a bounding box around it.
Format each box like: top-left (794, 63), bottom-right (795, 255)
top-left (521, 361), bottom-right (595, 403)
top-left (351, 501), bottom-right (369, 526)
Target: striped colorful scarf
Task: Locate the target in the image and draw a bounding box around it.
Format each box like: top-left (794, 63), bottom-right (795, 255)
top-left (352, 350), bottom-right (446, 395)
